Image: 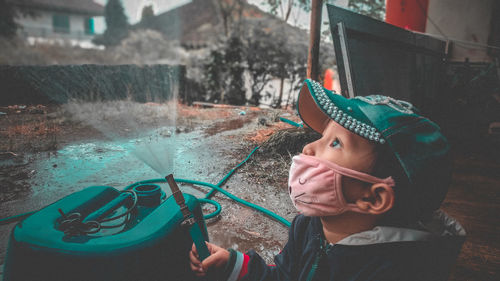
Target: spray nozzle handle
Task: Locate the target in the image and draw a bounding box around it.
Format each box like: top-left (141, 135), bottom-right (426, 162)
top-left (166, 174), bottom-right (191, 218)
top-left (165, 174), bottom-right (211, 261)
top-left (166, 174), bottom-right (184, 204)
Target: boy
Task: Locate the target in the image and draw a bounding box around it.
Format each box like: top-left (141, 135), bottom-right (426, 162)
top-left (190, 79), bottom-right (466, 280)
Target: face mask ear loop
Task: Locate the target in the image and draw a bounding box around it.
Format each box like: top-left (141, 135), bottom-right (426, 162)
top-left (309, 154), bottom-right (396, 188)
top-left (335, 165), bottom-right (395, 187)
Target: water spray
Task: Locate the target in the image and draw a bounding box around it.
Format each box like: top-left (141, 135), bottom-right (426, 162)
top-left (0, 117), bottom-right (299, 280)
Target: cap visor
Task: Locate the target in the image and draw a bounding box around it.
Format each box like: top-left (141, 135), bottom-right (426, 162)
top-left (297, 81), bottom-right (330, 134)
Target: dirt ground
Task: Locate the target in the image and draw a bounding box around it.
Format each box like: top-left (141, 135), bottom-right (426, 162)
top-left (0, 103), bottom-right (499, 280)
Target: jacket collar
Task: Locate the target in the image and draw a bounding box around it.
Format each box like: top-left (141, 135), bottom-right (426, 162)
top-left (336, 210), bottom-right (466, 246)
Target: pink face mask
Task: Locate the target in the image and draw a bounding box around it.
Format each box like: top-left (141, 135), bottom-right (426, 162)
top-left (288, 154), bottom-right (395, 217)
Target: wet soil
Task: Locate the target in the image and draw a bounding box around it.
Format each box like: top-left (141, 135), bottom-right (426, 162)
top-left (0, 103), bottom-right (300, 277)
top-left (1, 104), bottom-right (499, 280)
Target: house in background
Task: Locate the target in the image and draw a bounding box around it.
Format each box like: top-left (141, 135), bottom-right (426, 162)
top-left (9, 0), bottom-right (104, 43)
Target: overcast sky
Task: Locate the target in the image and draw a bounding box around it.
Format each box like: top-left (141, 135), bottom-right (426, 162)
top-left (93, 0), bottom-right (349, 34)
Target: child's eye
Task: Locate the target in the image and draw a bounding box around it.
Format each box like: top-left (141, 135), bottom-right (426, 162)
top-left (330, 138), bottom-right (341, 148)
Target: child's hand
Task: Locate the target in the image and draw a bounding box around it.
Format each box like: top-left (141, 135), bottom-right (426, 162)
top-left (189, 242), bottom-right (230, 277)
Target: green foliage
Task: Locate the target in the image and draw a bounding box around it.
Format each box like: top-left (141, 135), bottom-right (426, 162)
top-left (202, 19), bottom-right (309, 107)
top-left (202, 35), bottom-right (247, 105)
top-left (348, 0), bottom-right (385, 21)
top-left (203, 48), bottom-right (226, 103)
top-left (262, 1), bottom-right (385, 22)
top-left (0, 0), bottom-right (18, 38)
top-left (105, 0), bottom-right (128, 30)
top-left (262, 0), bottom-right (339, 21)
top-left (224, 36), bottom-right (246, 105)
top-left (242, 26), bottom-right (277, 105)
top-left (262, 0), bottom-right (311, 19)
top-left (93, 0), bottom-right (129, 46)
top-left (242, 21), bottom-right (309, 107)
top-left (141, 5), bottom-right (155, 23)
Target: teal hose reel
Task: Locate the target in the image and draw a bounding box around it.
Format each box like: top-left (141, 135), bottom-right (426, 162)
top-left (3, 180), bottom-right (209, 281)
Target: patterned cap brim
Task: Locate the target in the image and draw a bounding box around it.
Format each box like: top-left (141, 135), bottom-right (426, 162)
top-left (297, 79), bottom-right (385, 144)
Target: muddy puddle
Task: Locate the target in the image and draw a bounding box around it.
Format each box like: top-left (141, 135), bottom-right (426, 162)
top-left (0, 112), bottom-right (296, 277)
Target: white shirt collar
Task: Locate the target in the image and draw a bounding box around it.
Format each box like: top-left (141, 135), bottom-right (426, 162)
top-left (336, 210), bottom-right (466, 246)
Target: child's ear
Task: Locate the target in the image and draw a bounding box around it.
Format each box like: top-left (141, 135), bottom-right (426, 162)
top-left (356, 183), bottom-right (394, 215)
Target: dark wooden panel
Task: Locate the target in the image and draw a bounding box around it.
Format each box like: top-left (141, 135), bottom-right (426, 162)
top-left (327, 4), bottom-right (446, 114)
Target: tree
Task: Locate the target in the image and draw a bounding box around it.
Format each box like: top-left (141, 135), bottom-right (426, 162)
top-left (224, 35), bottom-right (246, 105)
top-left (269, 25), bottom-right (294, 108)
top-left (140, 5), bottom-right (155, 23)
top-left (0, 0), bottom-right (36, 38)
top-left (0, 0), bottom-right (18, 38)
top-left (241, 25), bottom-right (277, 106)
top-left (202, 25), bottom-right (277, 106)
top-left (202, 35), bottom-right (246, 105)
top-left (203, 47), bottom-right (226, 103)
top-left (260, 1), bottom-right (334, 106)
top-left (239, 18), bottom-right (311, 107)
top-left (104, 0), bottom-right (128, 31)
top-left (213, 0), bottom-right (245, 37)
top-left (201, 18), bottom-right (312, 107)
top-left (348, 0), bottom-right (385, 21)
top-left (263, 0), bottom-right (385, 23)
top-left (275, 40), bottom-right (308, 108)
top-left (263, 0), bottom-right (311, 22)
top-left (93, 0), bottom-right (129, 46)
top-left (285, 53), bottom-right (308, 108)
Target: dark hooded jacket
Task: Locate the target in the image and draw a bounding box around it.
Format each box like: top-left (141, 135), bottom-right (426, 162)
top-left (224, 210), bottom-right (465, 281)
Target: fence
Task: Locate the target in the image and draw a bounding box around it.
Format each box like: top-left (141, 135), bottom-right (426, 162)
top-left (0, 65), bottom-right (186, 105)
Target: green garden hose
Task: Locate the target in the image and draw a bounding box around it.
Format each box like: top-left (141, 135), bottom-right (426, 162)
top-left (279, 117), bottom-right (303, 128)
top-left (205, 145), bottom-right (260, 199)
top-left (124, 176), bottom-right (290, 227)
top-left (1, 147), bottom-right (291, 228)
top-left (0, 118), bottom-right (301, 227)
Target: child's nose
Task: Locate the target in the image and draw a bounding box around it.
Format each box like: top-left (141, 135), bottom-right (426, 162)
top-left (302, 142), bottom-right (316, 156)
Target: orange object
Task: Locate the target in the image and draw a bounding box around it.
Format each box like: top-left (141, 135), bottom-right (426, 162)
top-left (385, 0), bottom-right (429, 32)
top-left (323, 68), bottom-right (335, 91)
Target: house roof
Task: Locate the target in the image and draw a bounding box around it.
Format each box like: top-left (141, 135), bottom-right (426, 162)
top-left (135, 0), bottom-right (219, 43)
top-left (11, 0), bottom-right (104, 16)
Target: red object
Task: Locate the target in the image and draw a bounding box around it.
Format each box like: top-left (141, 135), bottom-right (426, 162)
top-left (238, 254), bottom-right (250, 280)
top-left (323, 68), bottom-right (335, 91)
top-left (385, 0), bottom-right (429, 32)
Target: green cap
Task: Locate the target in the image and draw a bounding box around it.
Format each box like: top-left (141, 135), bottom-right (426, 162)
top-left (297, 79), bottom-right (451, 216)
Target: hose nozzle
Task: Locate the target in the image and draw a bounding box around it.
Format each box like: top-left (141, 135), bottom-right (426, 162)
top-left (165, 174), bottom-right (210, 261)
top-left (166, 174), bottom-right (191, 219)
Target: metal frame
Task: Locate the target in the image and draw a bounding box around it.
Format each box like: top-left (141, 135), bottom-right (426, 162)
top-left (336, 22), bottom-right (355, 98)
top-left (327, 4), bottom-right (446, 104)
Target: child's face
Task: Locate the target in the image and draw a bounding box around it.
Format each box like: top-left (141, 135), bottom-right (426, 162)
top-left (303, 120), bottom-right (377, 172)
top-left (302, 120), bottom-right (377, 201)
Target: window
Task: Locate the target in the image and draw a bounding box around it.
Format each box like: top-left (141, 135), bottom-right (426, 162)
top-left (52, 14), bottom-right (70, 33)
top-left (84, 17), bottom-right (94, 35)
